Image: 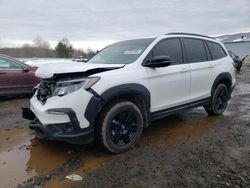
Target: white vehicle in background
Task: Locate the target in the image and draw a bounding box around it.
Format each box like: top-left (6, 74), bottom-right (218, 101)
top-left (23, 33), bottom-right (235, 153)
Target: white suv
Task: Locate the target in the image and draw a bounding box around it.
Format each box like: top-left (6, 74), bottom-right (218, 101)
top-left (23, 33), bottom-right (235, 153)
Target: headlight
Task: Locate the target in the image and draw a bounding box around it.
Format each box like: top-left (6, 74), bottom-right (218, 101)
top-left (53, 77), bottom-right (100, 97)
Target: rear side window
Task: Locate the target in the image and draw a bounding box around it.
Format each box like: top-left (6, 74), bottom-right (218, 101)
top-left (183, 38), bottom-right (207, 63)
top-left (152, 38), bottom-right (183, 65)
top-left (206, 41), bottom-right (227, 60)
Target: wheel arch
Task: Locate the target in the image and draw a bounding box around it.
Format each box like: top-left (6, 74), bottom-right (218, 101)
top-left (211, 72), bottom-right (232, 96)
top-left (84, 84), bottom-right (151, 129)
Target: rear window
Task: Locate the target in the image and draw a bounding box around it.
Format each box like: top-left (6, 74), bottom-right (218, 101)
top-left (206, 41), bottom-right (227, 60)
top-left (183, 38), bottom-right (207, 63)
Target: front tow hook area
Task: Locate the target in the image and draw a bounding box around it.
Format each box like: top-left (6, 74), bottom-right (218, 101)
top-left (22, 107), bottom-right (36, 121)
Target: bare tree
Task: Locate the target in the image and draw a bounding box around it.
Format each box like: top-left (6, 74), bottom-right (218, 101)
top-left (61, 37), bottom-right (71, 47)
top-left (0, 36), bottom-right (96, 58)
top-left (33, 36), bottom-right (51, 49)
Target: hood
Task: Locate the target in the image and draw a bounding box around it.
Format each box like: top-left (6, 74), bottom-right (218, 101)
top-left (35, 62), bottom-right (125, 78)
top-left (24, 59), bottom-right (73, 68)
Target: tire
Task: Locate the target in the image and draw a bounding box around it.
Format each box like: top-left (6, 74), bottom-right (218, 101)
top-left (96, 101), bottom-right (143, 153)
top-left (204, 83), bottom-right (229, 115)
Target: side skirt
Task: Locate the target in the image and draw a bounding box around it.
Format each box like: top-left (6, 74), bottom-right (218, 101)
top-left (150, 97), bottom-right (210, 121)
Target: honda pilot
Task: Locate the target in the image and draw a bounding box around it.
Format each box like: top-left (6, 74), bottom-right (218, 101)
top-left (23, 33), bottom-right (236, 153)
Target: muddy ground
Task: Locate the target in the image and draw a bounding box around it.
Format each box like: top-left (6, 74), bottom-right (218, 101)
top-left (0, 63), bottom-right (250, 188)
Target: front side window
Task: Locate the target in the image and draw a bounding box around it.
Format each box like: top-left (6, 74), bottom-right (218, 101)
top-left (183, 38), bottom-right (207, 63)
top-left (0, 58), bottom-right (22, 69)
top-left (207, 41), bottom-right (227, 60)
top-left (152, 38), bottom-right (183, 65)
top-left (88, 38), bottom-right (155, 64)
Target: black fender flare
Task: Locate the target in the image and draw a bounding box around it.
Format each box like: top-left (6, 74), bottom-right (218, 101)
top-left (84, 83), bottom-right (151, 127)
top-left (211, 72), bottom-right (232, 96)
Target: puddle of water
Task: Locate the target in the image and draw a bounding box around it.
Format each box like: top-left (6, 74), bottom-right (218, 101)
top-left (0, 142), bottom-right (36, 188)
top-left (0, 128), bottom-right (73, 188)
top-left (0, 128), bottom-right (31, 152)
top-left (26, 138), bottom-right (73, 175)
top-left (45, 147), bottom-right (109, 188)
top-left (142, 109), bottom-right (219, 147)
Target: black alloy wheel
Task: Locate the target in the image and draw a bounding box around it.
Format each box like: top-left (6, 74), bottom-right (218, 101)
top-left (204, 83), bottom-right (229, 115)
top-left (214, 86), bottom-right (228, 113)
top-left (97, 101), bottom-right (143, 153)
top-left (109, 110), bottom-right (138, 146)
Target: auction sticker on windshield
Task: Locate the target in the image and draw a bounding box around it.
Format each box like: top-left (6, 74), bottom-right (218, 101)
top-left (124, 49), bottom-right (142, 55)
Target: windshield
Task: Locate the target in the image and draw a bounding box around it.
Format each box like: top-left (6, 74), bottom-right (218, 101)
top-left (87, 38), bottom-right (155, 64)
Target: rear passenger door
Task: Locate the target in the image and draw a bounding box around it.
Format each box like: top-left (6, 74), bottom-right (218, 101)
top-left (183, 38), bottom-right (216, 101)
top-left (146, 38), bottom-right (191, 112)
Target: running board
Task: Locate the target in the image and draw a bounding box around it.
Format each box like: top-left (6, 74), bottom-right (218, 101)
top-left (151, 97), bottom-right (210, 121)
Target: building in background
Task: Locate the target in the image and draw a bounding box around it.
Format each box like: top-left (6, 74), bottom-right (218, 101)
top-left (215, 33), bottom-right (250, 59)
top-left (222, 40), bottom-right (250, 60)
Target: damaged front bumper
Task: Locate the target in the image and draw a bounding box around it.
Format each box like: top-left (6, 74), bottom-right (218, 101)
top-left (22, 107), bottom-right (94, 144)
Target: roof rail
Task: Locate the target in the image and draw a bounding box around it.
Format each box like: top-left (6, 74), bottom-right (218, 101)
top-left (166, 32), bottom-right (214, 39)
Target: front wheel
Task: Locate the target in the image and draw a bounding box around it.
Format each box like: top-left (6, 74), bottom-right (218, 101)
top-left (204, 83), bottom-right (229, 115)
top-left (96, 101), bottom-right (143, 153)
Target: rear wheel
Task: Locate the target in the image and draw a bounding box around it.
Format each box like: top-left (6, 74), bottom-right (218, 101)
top-left (204, 83), bottom-right (229, 115)
top-left (96, 101), bottom-right (143, 153)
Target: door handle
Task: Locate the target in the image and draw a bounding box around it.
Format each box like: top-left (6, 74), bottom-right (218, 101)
top-left (0, 72), bottom-right (6, 75)
top-left (180, 68), bottom-right (189, 73)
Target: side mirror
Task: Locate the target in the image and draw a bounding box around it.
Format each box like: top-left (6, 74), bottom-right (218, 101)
top-left (144, 56), bottom-right (172, 68)
top-left (22, 66), bottom-right (30, 72)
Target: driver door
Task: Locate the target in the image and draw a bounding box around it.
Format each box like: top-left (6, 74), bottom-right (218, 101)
top-left (146, 38), bottom-right (191, 112)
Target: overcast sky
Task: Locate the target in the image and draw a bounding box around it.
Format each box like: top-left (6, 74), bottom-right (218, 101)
top-left (0, 0), bottom-right (249, 49)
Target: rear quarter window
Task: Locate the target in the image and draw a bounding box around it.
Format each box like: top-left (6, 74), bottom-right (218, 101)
top-left (206, 41), bottom-right (227, 60)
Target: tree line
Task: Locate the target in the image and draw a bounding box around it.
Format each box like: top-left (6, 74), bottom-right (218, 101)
top-left (0, 37), bottom-right (97, 58)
